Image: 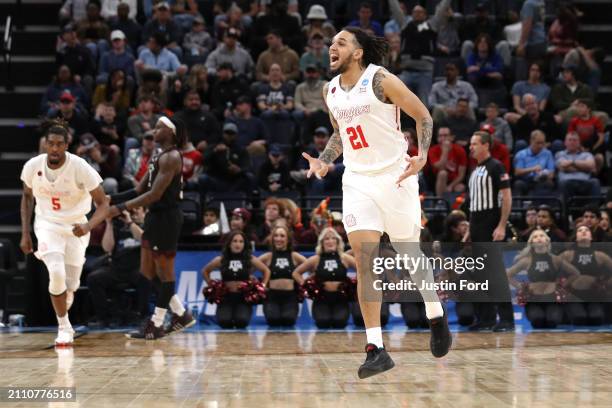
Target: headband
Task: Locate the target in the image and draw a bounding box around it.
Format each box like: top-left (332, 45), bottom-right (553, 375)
top-left (157, 116), bottom-right (176, 134)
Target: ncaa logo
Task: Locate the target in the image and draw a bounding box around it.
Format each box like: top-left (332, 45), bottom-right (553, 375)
top-left (361, 79), bottom-right (369, 86)
top-left (345, 214), bottom-right (356, 227)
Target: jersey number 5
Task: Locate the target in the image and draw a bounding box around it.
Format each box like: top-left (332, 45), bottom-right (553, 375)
top-left (51, 197), bottom-right (61, 211)
top-left (347, 125), bottom-right (369, 150)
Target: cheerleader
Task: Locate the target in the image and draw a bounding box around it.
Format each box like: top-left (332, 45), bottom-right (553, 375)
top-left (202, 231), bottom-right (271, 328)
top-left (293, 227), bottom-right (356, 329)
top-left (560, 224), bottom-right (612, 325)
top-left (507, 229), bottom-right (579, 329)
top-left (258, 225), bottom-right (306, 326)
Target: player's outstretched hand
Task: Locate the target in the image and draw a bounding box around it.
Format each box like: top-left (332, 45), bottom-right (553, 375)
top-left (396, 155), bottom-right (427, 186)
top-left (302, 152), bottom-right (329, 179)
top-left (72, 223), bottom-right (91, 237)
top-left (19, 234), bottom-right (33, 255)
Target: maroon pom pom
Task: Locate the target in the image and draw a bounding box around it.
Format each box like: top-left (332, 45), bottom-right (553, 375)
top-left (517, 283), bottom-right (529, 307)
top-left (555, 278), bottom-right (568, 303)
top-left (339, 277), bottom-right (357, 301)
top-left (202, 280), bottom-right (227, 304)
top-left (300, 277), bottom-right (324, 300)
top-left (240, 279), bottom-right (267, 304)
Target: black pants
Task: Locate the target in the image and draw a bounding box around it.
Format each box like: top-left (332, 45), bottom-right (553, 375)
top-left (400, 302), bottom-right (429, 328)
top-left (456, 302), bottom-right (476, 326)
top-left (216, 292), bottom-right (253, 329)
top-left (470, 209), bottom-right (514, 325)
top-left (312, 291), bottom-right (350, 329)
top-left (525, 302), bottom-right (563, 328)
top-left (565, 302), bottom-right (606, 326)
top-left (351, 302), bottom-right (390, 327)
top-left (87, 266), bottom-right (140, 322)
top-left (264, 289), bottom-right (299, 326)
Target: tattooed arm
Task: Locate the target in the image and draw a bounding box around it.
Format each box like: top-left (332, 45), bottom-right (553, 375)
top-left (374, 68), bottom-right (434, 184)
top-left (302, 82), bottom-right (342, 178)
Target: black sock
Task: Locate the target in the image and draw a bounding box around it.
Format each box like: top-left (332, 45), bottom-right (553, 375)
top-left (156, 282), bottom-right (175, 309)
top-left (137, 276), bottom-right (153, 316)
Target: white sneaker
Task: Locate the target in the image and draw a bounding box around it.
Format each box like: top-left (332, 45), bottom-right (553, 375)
top-left (66, 291), bottom-right (74, 311)
top-left (55, 327), bottom-right (75, 347)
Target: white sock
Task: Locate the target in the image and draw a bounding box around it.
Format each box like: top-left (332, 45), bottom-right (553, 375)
top-left (425, 302), bottom-right (444, 320)
top-left (365, 327), bottom-right (384, 348)
top-left (151, 307), bottom-right (167, 328)
top-left (169, 295), bottom-right (186, 316)
top-left (57, 314), bottom-right (71, 329)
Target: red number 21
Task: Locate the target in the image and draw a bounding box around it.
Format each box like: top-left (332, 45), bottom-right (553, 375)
top-left (51, 197), bottom-right (61, 211)
top-left (347, 125), bottom-right (369, 150)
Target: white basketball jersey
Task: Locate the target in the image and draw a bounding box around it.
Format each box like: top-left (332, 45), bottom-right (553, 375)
top-left (326, 64), bottom-right (406, 174)
top-left (21, 152), bottom-right (103, 225)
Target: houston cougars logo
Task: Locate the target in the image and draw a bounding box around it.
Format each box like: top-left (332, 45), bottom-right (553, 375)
top-left (332, 105), bottom-right (370, 124)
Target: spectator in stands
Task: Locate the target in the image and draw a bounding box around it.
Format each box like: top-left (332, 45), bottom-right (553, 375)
top-left (441, 97), bottom-right (478, 147)
top-left (59, 0), bottom-right (89, 24)
top-left (77, 133), bottom-right (120, 193)
top-left (226, 96), bottom-right (267, 154)
top-left (293, 64), bottom-right (327, 141)
top-left (567, 99), bottom-right (605, 173)
top-left (293, 127), bottom-right (344, 194)
top-left (302, 4), bottom-right (336, 45)
top-left (547, 4), bottom-right (578, 74)
top-left (513, 130), bottom-right (555, 196)
top-left (598, 209), bottom-right (612, 241)
top-left (295, 202), bottom-right (331, 245)
top-left (209, 62), bottom-right (250, 120)
top-left (427, 126), bottom-right (467, 197)
top-left (471, 124), bottom-right (511, 173)
top-left (460, 3), bottom-right (510, 66)
top-left (550, 65), bottom-right (596, 121)
top-left (348, 2), bottom-right (383, 37)
top-left (41, 65), bottom-right (89, 115)
top-left (92, 102), bottom-right (125, 149)
top-left (47, 92), bottom-right (91, 148)
top-left (516, 0), bottom-right (547, 79)
top-left (173, 90), bottom-right (221, 153)
top-left (466, 33), bottom-right (504, 89)
top-left (75, 2), bottom-right (110, 62)
top-left (135, 32), bottom-right (188, 77)
top-left (258, 144), bottom-right (291, 193)
top-left (580, 206), bottom-right (609, 242)
top-left (505, 63), bottom-right (550, 124)
top-left (205, 28), bottom-right (254, 79)
top-left (429, 62), bottom-right (477, 123)
top-left (256, 63), bottom-right (295, 145)
top-left (101, 0), bottom-right (137, 20)
top-left (299, 33), bottom-right (329, 76)
top-left (56, 23), bottom-right (96, 93)
top-left (167, 64), bottom-right (210, 111)
top-left (126, 94), bottom-right (160, 146)
top-left (555, 132), bottom-right (601, 200)
top-left (255, 30), bottom-right (300, 82)
top-left (520, 205), bottom-right (567, 243)
top-left (563, 46), bottom-right (605, 93)
top-left (98, 30), bottom-right (135, 84)
top-left (92, 69), bottom-right (131, 117)
top-left (214, 3), bottom-right (249, 45)
top-left (170, 0), bottom-right (200, 32)
top-left (87, 207), bottom-right (144, 327)
top-left (108, 3), bottom-right (142, 53)
top-left (199, 123), bottom-right (253, 197)
top-left (383, 33), bottom-right (402, 74)
top-left (519, 206), bottom-right (538, 240)
top-left (480, 103), bottom-right (512, 149)
top-left (182, 16), bottom-right (214, 66)
top-left (141, 2), bottom-right (183, 58)
top-left (383, 0), bottom-right (411, 37)
top-left (433, 0), bottom-right (460, 57)
top-left (249, 0), bottom-right (302, 58)
top-left (181, 138), bottom-right (204, 190)
top-left (220, 208), bottom-right (258, 245)
top-left (123, 133), bottom-right (156, 189)
top-left (515, 93), bottom-right (561, 152)
top-left (256, 198), bottom-right (286, 243)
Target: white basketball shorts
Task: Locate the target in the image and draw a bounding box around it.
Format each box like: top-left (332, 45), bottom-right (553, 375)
top-left (342, 163), bottom-right (422, 241)
top-left (34, 218), bottom-right (90, 266)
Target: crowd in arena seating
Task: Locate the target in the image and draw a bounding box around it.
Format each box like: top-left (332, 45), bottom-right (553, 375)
top-left (42, 0), bottom-right (612, 328)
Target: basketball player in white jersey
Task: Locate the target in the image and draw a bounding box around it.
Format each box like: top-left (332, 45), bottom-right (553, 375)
top-left (303, 27), bottom-right (452, 378)
top-left (20, 120), bottom-right (109, 346)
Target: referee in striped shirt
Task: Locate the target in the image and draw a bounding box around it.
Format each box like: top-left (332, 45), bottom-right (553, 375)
top-left (466, 131), bottom-right (515, 332)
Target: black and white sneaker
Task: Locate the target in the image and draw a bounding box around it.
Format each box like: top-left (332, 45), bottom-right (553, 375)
top-left (126, 319), bottom-right (165, 340)
top-left (429, 311), bottom-right (452, 358)
top-left (357, 344), bottom-right (395, 379)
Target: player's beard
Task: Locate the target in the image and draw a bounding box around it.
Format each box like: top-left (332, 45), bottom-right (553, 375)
top-left (330, 56), bottom-right (353, 76)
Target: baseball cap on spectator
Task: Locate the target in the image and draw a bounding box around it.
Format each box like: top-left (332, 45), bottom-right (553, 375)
top-left (110, 30), bottom-right (126, 41)
top-left (236, 96), bottom-right (251, 105)
top-left (480, 123), bottom-right (495, 135)
top-left (269, 144), bottom-right (282, 156)
top-left (62, 23), bottom-right (75, 33)
top-left (314, 126), bottom-right (329, 136)
top-left (154, 2), bottom-right (170, 10)
top-left (307, 4), bottom-right (328, 20)
top-left (79, 133), bottom-right (98, 149)
top-left (59, 91), bottom-right (75, 103)
top-left (305, 64), bottom-right (319, 73)
top-left (223, 123), bottom-right (238, 134)
top-left (232, 207), bottom-right (251, 222)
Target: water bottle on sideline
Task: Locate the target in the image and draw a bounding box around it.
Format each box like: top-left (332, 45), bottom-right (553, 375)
top-left (191, 305), bottom-right (199, 323)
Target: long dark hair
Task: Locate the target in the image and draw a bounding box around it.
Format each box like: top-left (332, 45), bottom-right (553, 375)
top-left (221, 230), bottom-right (252, 272)
top-left (342, 26), bottom-right (389, 67)
top-left (474, 33), bottom-right (494, 58)
top-left (105, 69), bottom-right (127, 101)
top-left (170, 116), bottom-right (188, 149)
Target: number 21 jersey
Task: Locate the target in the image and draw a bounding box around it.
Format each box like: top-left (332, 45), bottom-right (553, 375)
top-left (21, 152), bottom-right (103, 225)
top-left (326, 64), bottom-right (406, 174)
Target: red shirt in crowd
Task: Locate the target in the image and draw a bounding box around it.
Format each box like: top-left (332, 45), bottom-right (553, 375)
top-left (428, 143), bottom-right (468, 182)
top-left (135, 153), bottom-right (151, 181)
top-left (182, 149), bottom-right (203, 180)
top-left (469, 140), bottom-right (510, 173)
top-left (568, 115), bottom-right (604, 148)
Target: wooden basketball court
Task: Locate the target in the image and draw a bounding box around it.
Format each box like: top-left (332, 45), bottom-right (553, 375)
top-left (2, 330), bottom-right (612, 407)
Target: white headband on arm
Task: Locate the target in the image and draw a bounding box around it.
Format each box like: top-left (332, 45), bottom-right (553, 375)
top-left (157, 116), bottom-right (176, 134)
